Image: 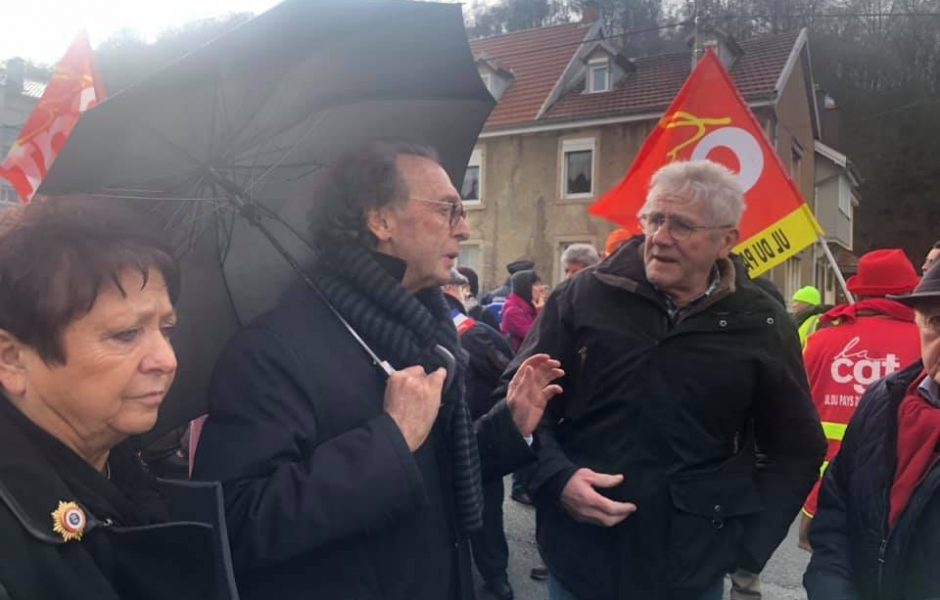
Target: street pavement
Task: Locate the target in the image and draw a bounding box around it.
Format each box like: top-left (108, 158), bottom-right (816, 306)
top-left (472, 477), bottom-right (811, 600)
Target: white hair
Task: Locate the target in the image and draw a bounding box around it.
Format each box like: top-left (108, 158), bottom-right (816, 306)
top-left (640, 160), bottom-right (746, 226)
top-left (561, 243), bottom-right (600, 268)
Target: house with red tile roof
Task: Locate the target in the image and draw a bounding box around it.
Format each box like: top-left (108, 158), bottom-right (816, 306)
top-left (458, 18), bottom-right (857, 304)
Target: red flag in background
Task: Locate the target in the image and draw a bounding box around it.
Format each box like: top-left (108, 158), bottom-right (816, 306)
top-left (0, 32), bottom-right (105, 203)
top-left (589, 49), bottom-right (822, 277)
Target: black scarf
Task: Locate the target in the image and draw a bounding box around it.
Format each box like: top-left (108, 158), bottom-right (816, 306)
top-left (315, 245), bottom-right (484, 532)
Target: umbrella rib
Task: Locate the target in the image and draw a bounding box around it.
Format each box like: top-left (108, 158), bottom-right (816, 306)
top-left (243, 111), bottom-right (328, 194)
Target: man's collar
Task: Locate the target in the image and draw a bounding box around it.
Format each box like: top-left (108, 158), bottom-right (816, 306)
top-left (371, 251), bottom-right (407, 283)
top-left (659, 266), bottom-right (723, 319)
top-left (919, 375), bottom-right (940, 408)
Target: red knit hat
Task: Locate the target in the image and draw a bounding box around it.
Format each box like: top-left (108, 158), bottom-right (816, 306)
top-left (846, 249), bottom-right (920, 297)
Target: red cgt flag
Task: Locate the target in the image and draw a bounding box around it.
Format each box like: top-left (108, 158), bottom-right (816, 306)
top-left (589, 49), bottom-right (822, 277)
top-left (0, 32), bottom-right (104, 203)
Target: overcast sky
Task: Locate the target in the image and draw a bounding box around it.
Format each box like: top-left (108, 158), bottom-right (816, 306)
top-left (2, 0), bottom-right (481, 65)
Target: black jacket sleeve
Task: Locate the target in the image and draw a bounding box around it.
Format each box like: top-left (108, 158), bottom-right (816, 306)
top-left (739, 308), bottom-right (827, 572)
top-left (193, 325), bottom-right (428, 571)
top-left (496, 283), bottom-right (581, 503)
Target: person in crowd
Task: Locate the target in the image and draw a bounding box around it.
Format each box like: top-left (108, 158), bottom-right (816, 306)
top-left (458, 265), bottom-right (501, 331)
top-left (481, 260), bottom-right (536, 325)
top-left (804, 263), bottom-right (940, 599)
top-left (444, 269), bottom-right (516, 600)
top-left (482, 260), bottom-right (536, 305)
top-left (602, 228), bottom-right (634, 259)
top-left (501, 270), bottom-right (545, 352)
top-left (922, 240), bottom-right (940, 275)
top-left (561, 244), bottom-right (600, 280)
top-left (798, 249), bottom-right (921, 551)
top-left (791, 286), bottom-right (831, 347)
top-left (193, 140), bottom-right (564, 600)
top-left (504, 160), bottom-right (826, 600)
top-left (0, 198), bottom-right (238, 600)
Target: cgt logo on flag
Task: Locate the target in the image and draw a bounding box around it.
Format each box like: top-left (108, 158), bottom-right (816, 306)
top-left (590, 50), bottom-right (823, 277)
top-left (0, 33), bottom-right (104, 203)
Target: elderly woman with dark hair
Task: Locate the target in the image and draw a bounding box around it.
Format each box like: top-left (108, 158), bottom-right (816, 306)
top-left (0, 198), bottom-right (238, 600)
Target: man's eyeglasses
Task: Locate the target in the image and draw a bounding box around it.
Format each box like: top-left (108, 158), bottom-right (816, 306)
top-left (414, 198), bottom-right (468, 229)
top-left (638, 212), bottom-right (733, 241)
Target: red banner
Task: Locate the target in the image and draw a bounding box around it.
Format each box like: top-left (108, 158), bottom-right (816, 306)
top-left (589, 49), bottom-right (822, 276)
top-left (0, 32), bottom-right (104, 203)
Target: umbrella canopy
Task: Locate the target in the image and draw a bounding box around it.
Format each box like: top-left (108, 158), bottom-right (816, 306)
top-left (39, 0), bottom-right (494, 440)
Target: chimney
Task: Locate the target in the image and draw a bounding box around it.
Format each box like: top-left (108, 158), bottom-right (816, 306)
top-left (581, 1), bottom-right (600, 24)
top-left (4, 58), bottom-right (25, 95)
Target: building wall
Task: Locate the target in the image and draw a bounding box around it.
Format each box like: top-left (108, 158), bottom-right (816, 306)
top-left (467, 121), bottom-right (654, 290)
top-left (765, 56), bottom-right (818, 300)
top-left (814, 157), bottom-right (854, 250)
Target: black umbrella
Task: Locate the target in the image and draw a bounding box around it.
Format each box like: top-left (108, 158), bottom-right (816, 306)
top-left (39, 0), bottom-right (494, 440)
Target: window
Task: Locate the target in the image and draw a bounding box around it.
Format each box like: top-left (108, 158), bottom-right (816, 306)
top-left (561, 138), bottom-right (595, 199)
top-left (588, 59), bottom-right (610, 93)
top-left (461, 148), bottom-right (483, 205)
top-left (458, 243), bottom-right (482, 275)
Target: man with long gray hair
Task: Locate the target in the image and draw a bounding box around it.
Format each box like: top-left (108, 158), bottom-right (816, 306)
top-left (501, 160), bottom-right (826, 599)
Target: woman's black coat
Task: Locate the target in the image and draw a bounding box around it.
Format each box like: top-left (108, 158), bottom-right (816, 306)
top-left (0, 400), bottom-right (239, 600)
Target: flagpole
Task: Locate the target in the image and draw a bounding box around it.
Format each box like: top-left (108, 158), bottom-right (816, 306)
top-left (818, 236), bottom-right (854, 304)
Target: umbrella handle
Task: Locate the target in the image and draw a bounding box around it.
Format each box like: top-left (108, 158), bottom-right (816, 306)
top-left (432, 344), bottom-right (457, 393)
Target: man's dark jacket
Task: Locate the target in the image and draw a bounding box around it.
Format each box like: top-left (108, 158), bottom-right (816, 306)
top-left (194, 276), bottom-right (533, 600)
top-left (0, 401), bottom-right (238, 600)
top-left (509, 239), bottom-right (826, 599)
top-left (804, 361), bottom-right (940, 600)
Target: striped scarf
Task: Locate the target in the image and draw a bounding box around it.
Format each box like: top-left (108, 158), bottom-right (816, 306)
top-left (315, 245), bottom-right (484, 532)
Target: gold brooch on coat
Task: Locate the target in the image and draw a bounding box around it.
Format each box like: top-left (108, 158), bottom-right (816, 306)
top-left (51, 501), bottom-right (87, 542)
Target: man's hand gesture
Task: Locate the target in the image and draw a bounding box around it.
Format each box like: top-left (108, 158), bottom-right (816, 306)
top-left (561, 469), bottom-right (637, 527)
top-left (506, 354), bottom-right (564, 437)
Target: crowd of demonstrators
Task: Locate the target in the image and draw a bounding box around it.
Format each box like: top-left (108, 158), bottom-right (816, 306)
top-left (500, 160), bottom-right (826, 600)
top-left (804, 263), bottom-right (940, 599)
top-left (791, 285), bottom-right (832, 347)
top-left (0, 198), bottom-right (238, 600)
top-left (192, 140), bottom-right (564, 600)
top-left (8, 144), bottom-right (940, 600)
top-left (798, 249), bottom-right (922, 551)
top-left (444, 269), bottom-right (516, 600)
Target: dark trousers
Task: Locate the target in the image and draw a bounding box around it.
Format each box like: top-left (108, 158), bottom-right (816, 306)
top-left (469, 478), bottom-right (509, 582)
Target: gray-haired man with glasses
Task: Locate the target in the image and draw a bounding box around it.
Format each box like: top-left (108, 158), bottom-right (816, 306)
top-left (499, 159), bottom-right (825, 600)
